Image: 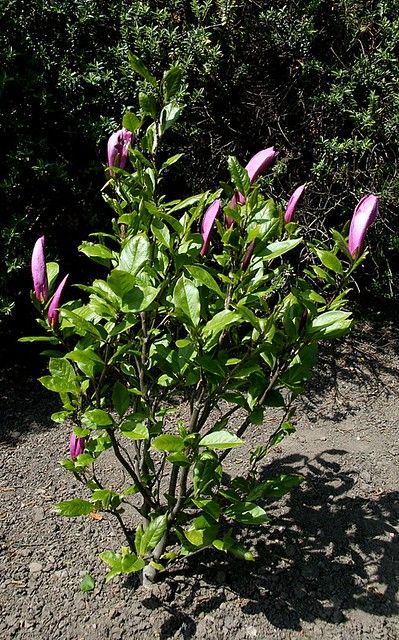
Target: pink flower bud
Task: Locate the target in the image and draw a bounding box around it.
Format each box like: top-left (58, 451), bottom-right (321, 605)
top-left (348, 195), bottom-right (379, 259)
top-left (284, 184), bottom-right (306, 224)
top-left (107, 128), bottom-right (133, 172)
top-left (242, 240), bottom-right (256, 271)
top-left (31, 236), bottom-right (48, 302)
top-left (245, 147), bottom-right (279, 183)
top-left (200, 199), bottom-right (222, 256)
top-left (48, 274), bottom-right (68, 328)
top-left (226, 147), bottom-right (279, 227)
top-left (69, 433), bottom-right (86, 459)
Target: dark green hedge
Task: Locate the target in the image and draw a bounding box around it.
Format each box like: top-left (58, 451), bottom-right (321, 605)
top-left (1, 0), bottom-right (398, 330)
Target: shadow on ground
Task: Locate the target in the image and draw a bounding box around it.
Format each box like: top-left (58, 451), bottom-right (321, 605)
top-left (302, 316), bottom-right (399, 422)
top-left (0, 365), bottom-right (57, 445)
top-left (138, 450), bottom-right (398, 639)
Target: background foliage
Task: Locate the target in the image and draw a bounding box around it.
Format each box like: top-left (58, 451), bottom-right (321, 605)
top-left (1, 0), bottom-right (398, 340)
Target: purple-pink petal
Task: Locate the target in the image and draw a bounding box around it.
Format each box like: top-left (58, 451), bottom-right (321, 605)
top-left (200, 199), bottom-right (222, 256)
top-left (31, 236), bottom-right (48, 303)
top-left (69, 433), bottom-right (86, 459)
top-left (48, 274), bottom-right (69, 328)
top-left (107, 128), bottom-right (133, 171)
top-left (245, 147), bottom-right (279, 183)
top-left (348, 194), bottom-right (379, 258)
top-left (284, 184), bottom-right (306, 224)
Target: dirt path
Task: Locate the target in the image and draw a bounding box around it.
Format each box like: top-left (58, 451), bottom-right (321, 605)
top-left (0, 315), bottom-right (398, 639)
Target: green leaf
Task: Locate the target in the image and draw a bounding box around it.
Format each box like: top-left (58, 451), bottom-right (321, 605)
top-left (137, 515), bottom-right (167, 555)
top-left (225, 502), bottom-right (270, 525)
top-left (199, 430), bottom-right (243, 450)
top-left (185, 266), bottom-right (224, 298)
top-left (120, 418), bottom-right (149, 440)
top-left (173, 276), bottom-right (200, 327)
top-left (159, 103), bottom-right (182, 135)
top-left (263, 238), bottom-right (302, 261)
top-left (46, 262), bottom-right (59, 293)
top-left (139, 93), bottom-right (158, 118)
top-left (51, 410), bottom-right (71, 423)
top-left (134, 525), bottom-right (143, 555)
top-left (213, 534), bottom-right (254, 561)
top-left (309, 264), bottom-right (335, 284)
top-left (107, 270), bottom-right (136, 298)
top-left (128, 52), bottom-right (157, 86)
top-left (309, 310), bottom-right (351, 332)
top-left (124, 285), bottom-right (158, 313)
top-left (315, 249), bottom-right (343, 274)
top-left (193, 452), bottom-right (222, 497)
top-left (160, 153), bottom-right (184, 172)
top-left (91, 489), bottom-right (120, 509)
top-left (112, 382), bottom-right (130, 417)
top-left (197, 354), bottom-right (225, 376)
top-left (168, 194), bottom-right (203, 213)
top-left (80, 575), bottom-right (95, 592)
top-left (149, 561), bottom-right (164, 572)
top-left (167, 452), bottom-right (190, 466)
top-left (264, 390), bottom-right (286, 407)
top-left (154, 209), bottom-right (184, 234)
top-left (121, 552), bottom-right (145, 574)
top-left (49, 357), bottom-right (76, 380)
top-left (191, 499), bottom-right (221, 521)
top-left (202, 310), bottom-right (240, 337)
top-left (331, 228), bottom-right (351, 257)
top-left (227, 155), bottom-right (250, 197)
top-left (236, 304), bottom-right (260, 330)
top-left (162, 66), bottom-right (182, 100)
top-left (84, 409), bottom-right (113, 427)
top-left (66, 348), bottom-right (104, 367)
top-left (19, 336), bottom-right (58, 343)
top-left (60, 309), bottom-right (103, 338)
top-left (184, 522), bottom-right (219, 547)
top-left (39, 374), bottom-right (78, 395)
top-left (151, 219), bottom-right (171, 249)
top-left (119, 235), bottom-right (150, 275)
top-left (152, 434), bottom-right (185, 452)
top-left (54, 499), bottom-right (93, 517)
top-left (100, 548), bottom-right (145, 582)
top-left (99, 550), bottom-right (118, 567)
top-left (122, 111), bottom-right (141, 133)
top-left (79, 242), bottom-right (113, 262)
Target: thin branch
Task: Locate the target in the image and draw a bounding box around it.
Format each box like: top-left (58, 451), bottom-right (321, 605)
top-left (95, 341), bottom-right (112, 408)
top-left (107, 510), bottom-right (135, 552)
top-left (170, 467), bottom-right (190, 520)
top-left (106, 428), bottom-right (155, 508)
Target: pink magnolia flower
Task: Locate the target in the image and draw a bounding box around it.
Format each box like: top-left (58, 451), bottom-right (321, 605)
top-left (226, 147), bottom-right (279, 227)
top-left (200, 199), bottom-right (222, 256)
top-left (48, 274), bottom-right (68, 328)
top-left (70, 433), bottom-right (86, 459)
top-left (284, 184), bottom-right (306, 224)
top-left (107, 128), bottom-right (133, 171)
top-left (348, 195), bottom-right (379, 259)
top-left (31, 236), bottom-right (48, 302)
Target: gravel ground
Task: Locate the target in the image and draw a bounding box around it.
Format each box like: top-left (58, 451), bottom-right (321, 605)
top-left (1, 315), bottom-right (398, 639)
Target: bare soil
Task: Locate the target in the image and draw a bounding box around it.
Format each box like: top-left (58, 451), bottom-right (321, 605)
top-left (0, 313), bottom-right (398, 639)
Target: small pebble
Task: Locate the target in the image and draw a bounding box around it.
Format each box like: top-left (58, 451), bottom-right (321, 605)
top-left (29, 562), bottom-right (43, 574)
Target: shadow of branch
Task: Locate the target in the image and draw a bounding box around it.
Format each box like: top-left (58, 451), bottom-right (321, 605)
top-left (146, 450), bottom-right (398, 638)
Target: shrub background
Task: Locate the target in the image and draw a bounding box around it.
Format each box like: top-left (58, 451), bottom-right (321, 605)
top-left (1, 0), bottom-right (398, 341)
